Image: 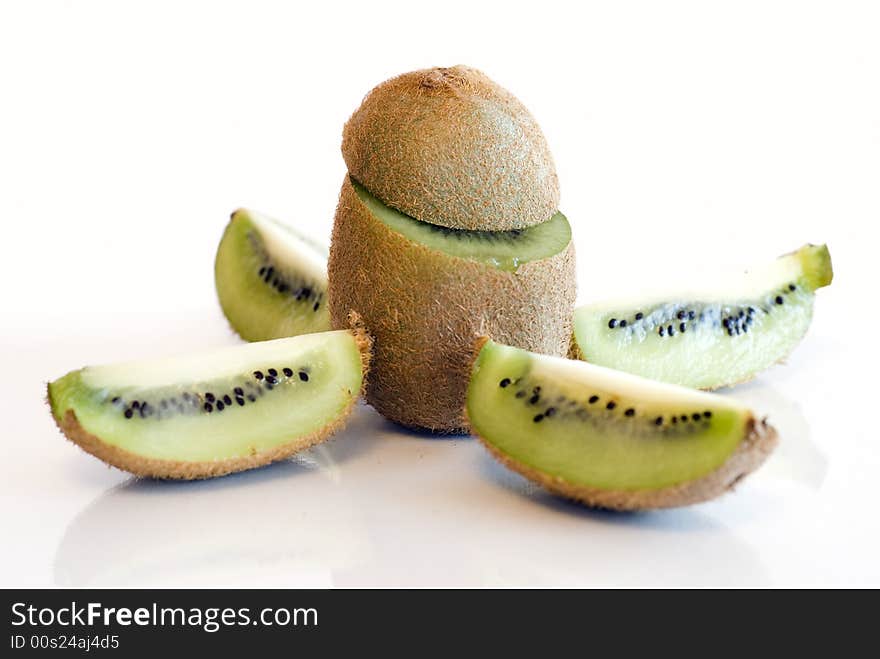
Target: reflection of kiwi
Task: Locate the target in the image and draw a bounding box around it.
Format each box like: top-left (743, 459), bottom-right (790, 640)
top-left (342, 65), bottom-right (559, 231)
top-left (47, 328), bottom-right (371, 479)
top-left (215, 209), bottom-right (330, 341)
top-left (571, 244), bottom-right (833, 389)
top-left (466, 340), bottom-right (778, 510)
top-left (329, 178), bottom-right (575, 432)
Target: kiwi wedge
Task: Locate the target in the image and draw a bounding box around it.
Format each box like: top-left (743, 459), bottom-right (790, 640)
top-left (571, 244), bottom-right (833, 389)
top-left (48, 329), bottom-right (370, 479)
top-left (215, 208), bottom-right (330, 341)
top-left (466, 340), bottom-right (778, 510)
top-left (329, 176), bottom-right (576, 432)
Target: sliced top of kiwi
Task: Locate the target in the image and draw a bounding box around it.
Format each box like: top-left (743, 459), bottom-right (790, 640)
top-left (342, 65), bottom-right (560, 232)
top-left (351, 178), bottom-right (571, 272)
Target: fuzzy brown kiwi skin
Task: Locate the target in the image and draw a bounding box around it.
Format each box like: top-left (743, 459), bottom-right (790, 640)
top-left (465, 338), bottom-right (779, 511)
top-left (342, 65), bottom-right (559, 232)
top-left (328, 176), bottom-right (576, 433)
top-left (47, 322), bottom-right (372, 481)
top-left (474, 417), bottom-right (777, 511)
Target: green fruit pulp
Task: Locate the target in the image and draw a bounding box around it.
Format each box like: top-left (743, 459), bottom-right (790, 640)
top-left (48, 331), bottom-right (363, 462)
top-left (351, 178), bottom-right (571, 271)
top-left (572, 244), bottom-right (833, 389)
top-left (467, 341), bottom-right (753, 490)
top-left (215, 209), bottom-right (330, 342)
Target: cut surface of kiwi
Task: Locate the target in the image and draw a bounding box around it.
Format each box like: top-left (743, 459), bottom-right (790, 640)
top-left (351, 179), bottom-right (571, 272)
top-left (215, 208), bottom-right (330, 341)
top-left (466, 340), bottom-right (777, 510)
top-left (572, 244), bottom-right (833, 389)
top-left (48, 329), bottom-right (370, 479)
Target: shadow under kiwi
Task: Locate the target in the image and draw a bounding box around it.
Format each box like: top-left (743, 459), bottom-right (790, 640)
top-left (466, 450), bottom-right (770, 586)
top-left (53, 404), bottom-right (383, 587)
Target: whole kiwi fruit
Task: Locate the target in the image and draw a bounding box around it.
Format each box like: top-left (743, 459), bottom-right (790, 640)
top-left (330, 65), bottom-right (575, 432)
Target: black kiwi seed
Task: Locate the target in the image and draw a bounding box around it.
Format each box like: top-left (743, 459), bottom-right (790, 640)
top-left (529, 393), bottom-right (540, 405)
top-left (654, 416), bottom-right (663, 425)
top-left (265, 266), bottom-right (274, 280)
top-left (499, 378), bottom-right (511, 388)
top-left (234, 387), bottom-right (244, 396)
top-left (258, 267), bottom-right (266, 277)
top-left (545, 407), bottom-right (557, 417)
top-left (679, 323), bottom-right (686, 333)
top-left (624, 408), bottom-right (635, 417)
top-left (299, 371), bottom-right (309, 382)
top-left (677, 310), bottom-right (686, 320)
top-left (608, 318), bottom-right (618, 329)
top-left (723, 318), bottom-right (732, 328)
top-left (515, 390), bottom-right (526, 399)
top-left (668, 325), bottom-right (675, 336)
top-left (124, 409), bottom-right (133, 419)
top-left (111, 396), bottom-right (120, 404)
top-left (533, 414), bottom-right (544, 423)
top-left (748, 306), bottom-right (756, 314)
top-left (671, 417), bottom-right (678, 424)
top-left (680, 415), bottom-right (688, 422)
top-left (658, 327), bottom-right (665, 337)
top-left (692, 413), bottom-right (701, 421)
top-left (223, 395), bottom-right (232, 405)
top-left (205, 393), bottom-right (215, 402)
top-left (278, 284), bottom-right (289, 294)
top-left (789, 283), bottom-right (797, 291)
top-left (703, 411), bottom-right (712, 418)
top-left (247, 395), bottom-right (256, 402)
top-left (216, 401), bottom-right (225, 411)
top-left (589, 395), bottom-right (599, 404)
top-left (775, 295), bottom-right (784, 305)
top-left (254, 371), bottom-right (264, 380)
top-left (204, 402), bottom-right (213, 413)
top-left (619, 320), bottom-right (627, 328)
top-left (313, 302), bottom-right (320, 311)
top-left (232, 396), bottom-right (243, 407)
top-left (283, 367), bottom-right (293, 377)
top-left (606, 401), bottom-right (616, 410)
top-left (268, 368), bottom-right (278, 377)
top-left (688, 310), bottom-right (696, 320)
top-left (635, 312), bottom-right (644, 320)
top-left (131, 401), bottom-right (140, 409)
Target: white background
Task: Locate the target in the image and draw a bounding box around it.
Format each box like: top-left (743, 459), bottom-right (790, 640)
top-left (1, 0), bottom-right (878, 586)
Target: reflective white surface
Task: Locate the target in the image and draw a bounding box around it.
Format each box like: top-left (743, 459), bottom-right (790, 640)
top-left (1, 1), bottom-right (878, 587)
top-left (1, 307), bottom-right (876, 587)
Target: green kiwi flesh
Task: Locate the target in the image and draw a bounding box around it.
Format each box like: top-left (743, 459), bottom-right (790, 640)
top-left (572, 244), bottom-right (833, 389)
top-left (351, 180), bottom-right (571, 271)
top-left (215, 209), bottom-right (330, 341)
top-left (466, 340), bottom-right (777, 510)
top-left (47, 330), bottom-right (369, 479)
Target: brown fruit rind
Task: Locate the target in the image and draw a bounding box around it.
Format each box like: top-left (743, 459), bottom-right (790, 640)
top-left (342, 65), bottom-right (559, 232)
top-left (328, 177), bottom-right (575, 432)
top-left (48, 322), bottom-right (372, 480)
